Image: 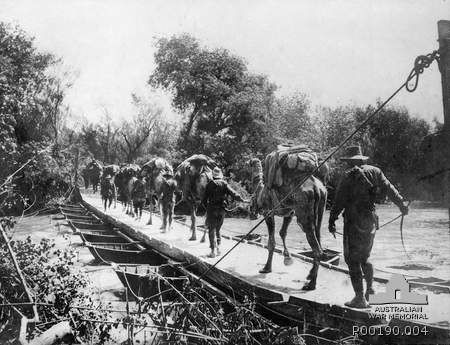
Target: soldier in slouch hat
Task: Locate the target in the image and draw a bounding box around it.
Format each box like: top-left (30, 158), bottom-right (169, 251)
top-left (329, 146), bottom-right (409, 308)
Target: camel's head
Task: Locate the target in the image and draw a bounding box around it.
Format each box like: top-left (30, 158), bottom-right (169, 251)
top-left (248, 158), bottom-right (263, 179)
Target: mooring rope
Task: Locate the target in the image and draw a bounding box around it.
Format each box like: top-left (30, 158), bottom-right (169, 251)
top-left (198, 49), bottom-right (441, 280)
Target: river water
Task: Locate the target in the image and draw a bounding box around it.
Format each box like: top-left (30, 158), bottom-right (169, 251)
top-left (217, 202), bottom-right (450, 280)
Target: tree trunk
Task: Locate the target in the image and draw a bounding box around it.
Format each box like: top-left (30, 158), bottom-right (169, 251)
top-left (185, 105), bottom-right (200, 135)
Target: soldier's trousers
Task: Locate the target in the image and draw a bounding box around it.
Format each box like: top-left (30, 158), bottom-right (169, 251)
top-left (206, 208), bottom-right (225, 249)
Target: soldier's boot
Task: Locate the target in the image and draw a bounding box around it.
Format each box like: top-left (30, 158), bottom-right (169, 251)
top-left (362, 262), bottom-right (375, 301)
top-left (208, 248), bottom-right (216, 258)
top-left (345, 271), bottom-right (369, 309)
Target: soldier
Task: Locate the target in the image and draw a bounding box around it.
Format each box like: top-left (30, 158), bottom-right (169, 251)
top-left (131, 175), bottom-right (146, 221)
top-left (100, 175), bottom-right (116, 211)
top-left (159, 171), bottom-right (178, 232)
top-left (328, 146), bottom-right (409, 308)
top-left (202, 167), bottom-right (246, 258)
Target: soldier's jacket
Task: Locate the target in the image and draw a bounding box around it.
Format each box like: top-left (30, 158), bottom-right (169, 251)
top-left (330, 164), bottom-right (404, 223)
top-left (202, 179), bottom-right (243, 210)
top-left (330, 164), bottom-right (405, 262)
top-left (160, 178), bottom-right (178, 204)
top-left (131, 179), bottom-right (146, 201)
top-left (101, 179), bottom-right (116, 199)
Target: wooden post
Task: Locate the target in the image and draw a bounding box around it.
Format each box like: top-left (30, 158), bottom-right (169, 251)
top-left (438, 20), bottom-right (450, 129)
top-left (73, 148), bottom-right (79, 187)
top-left (437, 20), bottom-right (450, 226)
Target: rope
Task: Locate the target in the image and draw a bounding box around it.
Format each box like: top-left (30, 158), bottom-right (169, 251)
top-left (405, 50), bottom-right (440, 92)
top-left (198, 49), bottom-right (440, 280)
top-left (399, 202), bottom-right (412, 260)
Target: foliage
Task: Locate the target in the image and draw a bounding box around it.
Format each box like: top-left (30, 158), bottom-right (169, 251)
top-left (270, 92), bottom-right (313, 145)
top-left (149, 34), bottom-right (278, 171)
top-left (355, 104), bottom-right (430, 177)
top-left (0, 234), bottom-right (114, 344)
top-left (118, 94), bottom-right (164, 163)
top-left (0, 22), bottom-right (75, 214)
top-left (113, 271), bottom-right (304, 344)
top-left (312, 103), bottom-right (434, 201)
top-left (79, 112), bottom-right (121, 164)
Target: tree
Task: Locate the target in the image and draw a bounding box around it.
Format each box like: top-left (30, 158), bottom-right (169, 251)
top-left (149, 34), bottom-right (278, 170)
top-left (0, 22), bottom-right (75, 213)
top-left (149, 34), bottom-right (249, 136)
top-left (119, 94), bottom-right (163, 162)
top-left (0, 23), bottom-right (70, 148)
top-left (312, 106), bottom-right (361, 151)
top-left (355, 104), bottom-right (430, 176)
top-left (270, 92), bottom-right (313, 144)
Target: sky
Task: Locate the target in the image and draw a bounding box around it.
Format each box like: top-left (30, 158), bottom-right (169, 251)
top-left (1, 0), bottom-right (448, 125)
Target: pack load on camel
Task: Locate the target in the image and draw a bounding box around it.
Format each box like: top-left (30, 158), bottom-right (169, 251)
top-left (141, 158), bottom-right (173, 180)
top-left (103, 164), bottom-right (120, 179)
top-left (264, 144), bottom-right (318, 189)
top-left (176, 154), bottom-right (216, 202)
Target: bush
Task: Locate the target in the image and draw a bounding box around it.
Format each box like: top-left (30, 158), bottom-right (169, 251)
top-left (0, 233), bottom-right (115, 344)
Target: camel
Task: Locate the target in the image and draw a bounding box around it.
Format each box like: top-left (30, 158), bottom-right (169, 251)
top-left (174, 154), bottom-right (216, 242)
top-left (115, 164), bottom-right (141, 215)
top-left (82, 160), bottom-right (103, 193)
top-left (249, 151), bottom-right (327, 291)
top-left (141, 157), bottom-right (174, 226)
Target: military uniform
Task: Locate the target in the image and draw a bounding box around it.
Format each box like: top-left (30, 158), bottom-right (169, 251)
top-left (329, 146), bottom-right (408, 308)
top-left (131, 178), bottom-right (146, 218)
top-left (202, 170), bottom-right (243, 256)
top-left (160, 177), bottom-right (178, 231)
top-left (330, 165), bottom-right (405, 263)
top-left (100, 177), bottom-right (116, 210)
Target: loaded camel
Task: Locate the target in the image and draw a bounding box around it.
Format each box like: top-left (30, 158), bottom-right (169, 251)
top-left (141, 157), bottom-right (175, 229)
top-left (115, 164), bottom-right (141, 216)
top-left (249, 146), bottom-right (328, 290)
top-left (174, 154), bottom-right (216, 242)
top-left (82, 160), bottom-right (103, 193)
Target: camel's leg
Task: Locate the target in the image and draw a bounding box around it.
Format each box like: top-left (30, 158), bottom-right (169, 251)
top-left (300, 215), bottom-right (323, 290)
top-left (279, 215), bottom-right (294, 266)
top-left (147, 194), bottom-right (153, 225)
top-left (130, 201), bottom-right (135, 218)
top-left (189, 204), bottom-right (197, 241)
top-left (160, 201), bottom-right (168, 232)
top-left (259, 215), bottom-right (276, 273)
top-left (168, 203), bottom-right (174, 231)
top-left (159, 201), bottom-right (166, 230)
top-left (200, 211), bottom-right (207, 243)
